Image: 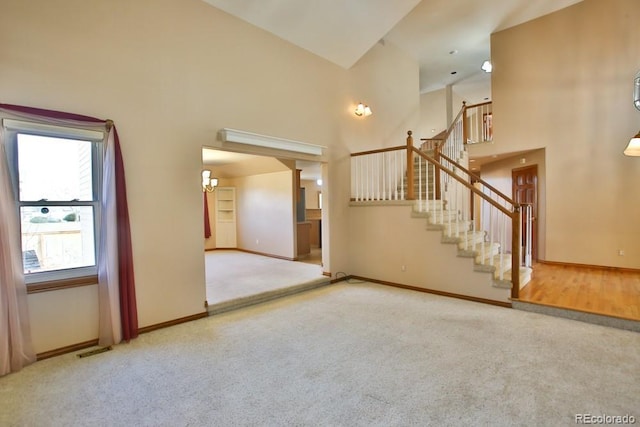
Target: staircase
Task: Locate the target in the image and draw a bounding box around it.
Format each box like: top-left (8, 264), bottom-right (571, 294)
top-left (410, 199), bottom-right (532, 290)
top-left (401, 147), bottom-right (532, 291)
top-left (350, 101), bottom-right (534, 299)
top-left (399, 154), bottom-right (436, 200)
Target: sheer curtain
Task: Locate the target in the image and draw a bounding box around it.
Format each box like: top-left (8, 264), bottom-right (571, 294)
top-left (0, 104), bottom-right (137, 374)
top-left (98, 125), bottom-right (122, 345)
top-left (0, 123), bottom-right (36, 376)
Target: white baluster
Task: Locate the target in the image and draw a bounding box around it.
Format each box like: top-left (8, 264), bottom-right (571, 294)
top-left (527, 205), bottom-right (533, 267)
top-left (418, 155), bottom-right (422, 205)
top-left (355, 157), bottom-right (360, 201)
top-left (426, 157), bottom-right (430, 214)
top-left (351, 157), bottom-right (355, 201)
top-left (371, 154), bottom-right (375, 201)
top-left (363, 155), bottom-right (367, 201)
top-left (393, 151), bottom-right (398, 200)
top-left (449, 182), bottom-right (458, 241)
top-left (519, 206), bottom-right (524, 266)
top-left (376, 153), bottom-right (380, 201)
top-left (359, 156), bottom-right (364, 202)
top-left (382, 152), bottom-right (387, 201)
top-left (479, 190), bottom-right (484, 262)
top-left (401, 152), bottom-right (405, 200)
top-left (363, 155), bottom-right (368, 201)
top-left (489, 206), bottom-right (494, 269)
top-left (357, 157), bottom-right (362, 201)
top-left (499, 215), bottom-right (505, 280)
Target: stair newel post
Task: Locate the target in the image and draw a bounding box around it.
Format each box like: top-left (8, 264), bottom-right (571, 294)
top-left (434, 142), bottom-right (442, 200)
top-left (406, 131), bottom-right (415, 200)
top-left (511, 204), bottom-right (521, 299)
top-left (469, 177), bottom-right (476, 229)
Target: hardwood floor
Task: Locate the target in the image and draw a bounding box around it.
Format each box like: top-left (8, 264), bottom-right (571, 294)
top-left (518, 262), bottom-right (640, 321)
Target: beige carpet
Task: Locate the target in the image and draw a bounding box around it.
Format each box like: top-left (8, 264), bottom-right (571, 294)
top-left (205, 250), bottom-right (325, 305)
top-left (2, 282), bottom-right (638, 426)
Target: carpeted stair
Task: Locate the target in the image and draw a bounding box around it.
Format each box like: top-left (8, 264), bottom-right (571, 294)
top-left (411, 199), bottom-right (532, 290)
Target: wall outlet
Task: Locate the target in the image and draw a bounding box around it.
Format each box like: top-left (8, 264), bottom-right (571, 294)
top-left (618, 249), bottom-right (625, 256)
top-left (401, 265), bottom-right (406, 272)
top-left (256, 239), bottom-right (259, 245)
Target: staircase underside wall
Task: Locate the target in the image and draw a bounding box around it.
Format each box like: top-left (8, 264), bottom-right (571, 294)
top-left (348, 204), bottom-right (510, 304)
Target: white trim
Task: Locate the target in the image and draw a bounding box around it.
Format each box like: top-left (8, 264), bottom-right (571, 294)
top-left (3, 119), bottom-right (104, 141)
top-left (4, 121), bottom-right (104, 284)
top-left (219, 128), bottom-right (324, 156)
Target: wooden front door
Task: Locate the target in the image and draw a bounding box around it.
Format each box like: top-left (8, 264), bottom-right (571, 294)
top-left (512, 165), bottom-right (538, 261)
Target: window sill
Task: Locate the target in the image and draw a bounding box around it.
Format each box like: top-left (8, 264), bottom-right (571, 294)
top-left (26, 275), bottom-right (98, 294)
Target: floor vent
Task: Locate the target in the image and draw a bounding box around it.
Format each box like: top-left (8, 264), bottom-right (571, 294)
top-left (77, 346), bottom-right (112, 358)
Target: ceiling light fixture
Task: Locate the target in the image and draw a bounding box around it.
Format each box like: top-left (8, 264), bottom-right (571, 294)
top-left (481, 60), bottom-right (493, 73)
top-left (355, 102), bottom-right (372, 117)
top-left (202, 170), bottom-right (219, 192)
top-left (624, 70), bottom-right (640, 156)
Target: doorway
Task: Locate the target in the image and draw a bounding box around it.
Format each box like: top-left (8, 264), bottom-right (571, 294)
top-left (512, 165), bottom-right (538, 261)
top-left (202, 147), bottom-right (328, 307)
top-left (296, 161), bottom-right (324, 268)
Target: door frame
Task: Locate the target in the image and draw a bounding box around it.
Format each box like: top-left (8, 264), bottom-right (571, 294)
top-left (512, 164), bottom-right (538, 262)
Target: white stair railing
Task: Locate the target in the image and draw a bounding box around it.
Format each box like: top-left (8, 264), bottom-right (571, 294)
top-left (351, 146), bottom-right (407, 202)
top-left (442, 116), bottom-right (464, 164)
top-left (464, 101), bottom-right (493, 144)
top-left (350, 141), bottom-right (531, 297)
top-left (520, 203), bottom-right (533, 267)
top-left (349, 101), bottom-right (533, 298)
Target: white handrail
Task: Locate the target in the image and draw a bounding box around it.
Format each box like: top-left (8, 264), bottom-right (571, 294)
top-left (351, 149), bottom-right (409, 202)
top-left (465, 102), bottom-right (493, 144)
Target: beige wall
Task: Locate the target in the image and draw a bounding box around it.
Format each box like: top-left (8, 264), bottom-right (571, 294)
top-left (301, 179), bottom-right (322, 209)
top-left (204, 158), bottom-right (292, 251)
top-left (349, 204), bottom-right (510, 303)
top-left (487, 0), bottom-right (640, 268)
top-left (419, 89), bottom-right (447, 139)
top-left (480, 149), bottom-right (547, 260)
top-left (336, 41), bottom-right (421, 276)
top-left (28, 286), bottom-right (99, 354)
top-left (1, 0), bottom-right (419, 353)
top-left (418, 88), bottom-right (465, 139)
top-left (235, 170), bottom-right (295, 258)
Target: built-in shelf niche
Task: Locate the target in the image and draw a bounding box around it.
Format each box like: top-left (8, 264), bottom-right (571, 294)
top-left (215, 187), bottom-right (236, 247)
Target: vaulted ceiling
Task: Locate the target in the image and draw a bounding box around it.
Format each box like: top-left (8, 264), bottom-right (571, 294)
top-left (201, 1), bottom-right (584, 175)
top-left (203, 0), bottom-right (583, 102)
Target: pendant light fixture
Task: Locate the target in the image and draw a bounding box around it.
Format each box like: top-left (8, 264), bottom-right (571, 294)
top-left (624, 70), bottom-right (640, 156)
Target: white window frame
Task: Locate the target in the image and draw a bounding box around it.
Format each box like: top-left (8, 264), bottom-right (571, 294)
top-left (3, 119), bottom-right (104, 285)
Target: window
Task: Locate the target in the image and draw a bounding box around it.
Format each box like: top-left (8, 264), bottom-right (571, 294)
top-left (3, 119), bottom-right (104, 284)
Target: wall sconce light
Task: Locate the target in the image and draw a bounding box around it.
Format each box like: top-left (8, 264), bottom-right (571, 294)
top-left (481, 60), bottom-right (493, 73)
top-left (355, 102), bottom-right (372, 117)
top-left (202, 169), bottom-right (219, 192)
top-left (624, 70), bottom-right (640, 156)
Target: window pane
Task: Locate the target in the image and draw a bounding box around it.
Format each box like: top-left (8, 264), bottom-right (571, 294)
top-left (20, 206), bottom-right (96, 274)
top-left (17, 134), bottom-right (94, 201)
